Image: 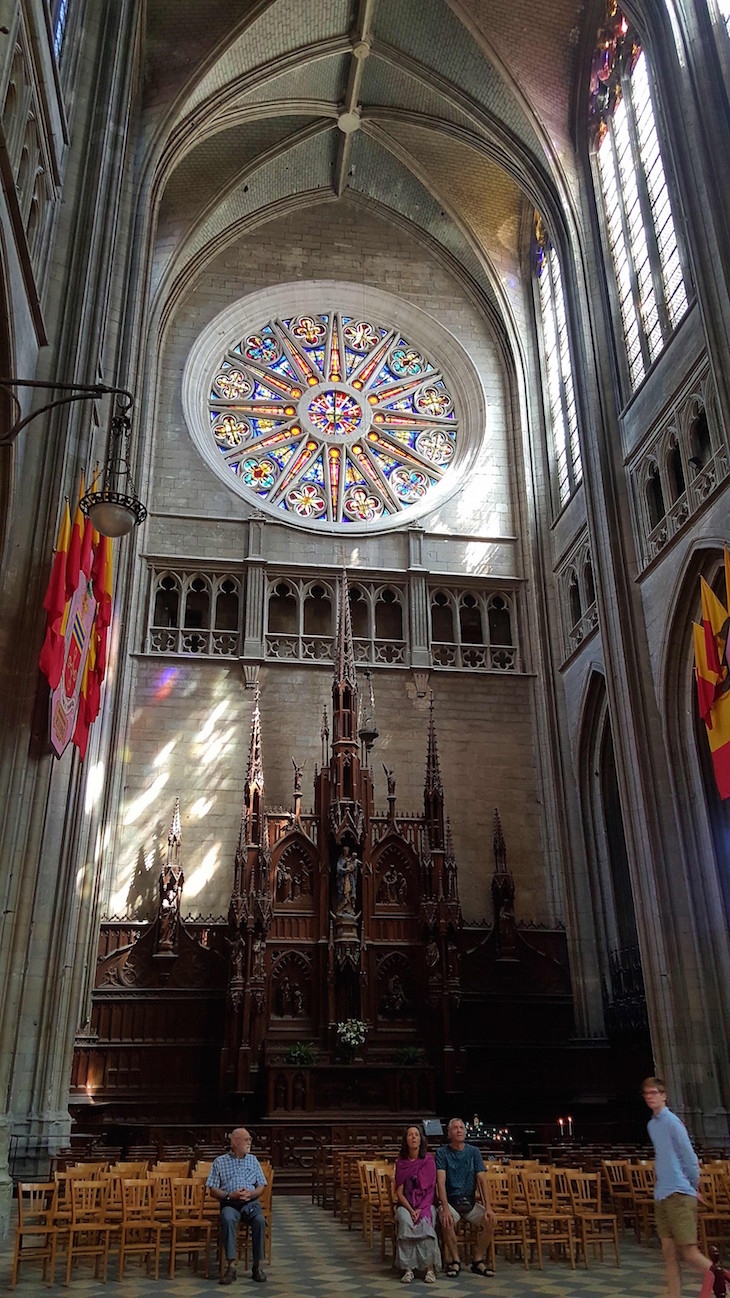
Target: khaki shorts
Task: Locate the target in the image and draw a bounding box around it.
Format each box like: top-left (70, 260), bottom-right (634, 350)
top-left (441, 1200), bottom-right (485, 1226)
top-left (654, 1193), bottom-right (698, 1246)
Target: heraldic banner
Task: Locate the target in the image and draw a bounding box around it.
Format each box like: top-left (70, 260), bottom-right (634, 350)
top-left (50, 578), bottom-right (97, 758)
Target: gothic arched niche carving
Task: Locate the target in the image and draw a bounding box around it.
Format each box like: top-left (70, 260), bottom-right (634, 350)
top-left (271, 950), bottom-right (312, 1020)
top-left (273, 838), bottom-right (315, 907)
top-left (373, 842), bottom-right (415, 909)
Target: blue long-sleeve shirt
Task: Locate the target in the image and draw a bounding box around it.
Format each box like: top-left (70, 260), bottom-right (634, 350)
top-left (648, 1106), bottom-right (700, 1200)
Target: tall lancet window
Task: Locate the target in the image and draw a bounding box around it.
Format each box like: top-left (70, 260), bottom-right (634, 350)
top-left (53, 0), bottom-right (71, 62)
top-left (534, 217), bottom-right (582, 508)
top-left (590, 5), bottom-right (689, 391)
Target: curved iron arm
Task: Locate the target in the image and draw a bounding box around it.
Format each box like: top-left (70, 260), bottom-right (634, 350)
top-left (0, 379), bottom-right (134, 444)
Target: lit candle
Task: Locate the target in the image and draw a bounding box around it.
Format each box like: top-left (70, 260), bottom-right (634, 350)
top-left (558, 1117), bottom-right (564, 1137)
top-left (567, 1116), bottom-right (573, 1138)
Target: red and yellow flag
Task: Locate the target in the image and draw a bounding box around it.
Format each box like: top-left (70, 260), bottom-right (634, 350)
top-left (700, 576), bottom-right (728, 686)
top-left (65, 473), bottom-right (85, 603)
top-left (694, 554), bottom-right (730, 799)
top-left (39, 501), bottom-right (71, 689)
top-left (693, 622), bottom-right (717, 727)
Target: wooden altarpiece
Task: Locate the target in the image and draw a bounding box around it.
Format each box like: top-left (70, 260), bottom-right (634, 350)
top-left (220, 572), bottom-right (463, 1114)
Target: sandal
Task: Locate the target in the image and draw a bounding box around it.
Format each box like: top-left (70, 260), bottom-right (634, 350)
top-left (471, 1259), bottom-right (495, 1277)
top-left (445, 1261), bottom-right (461, 1278)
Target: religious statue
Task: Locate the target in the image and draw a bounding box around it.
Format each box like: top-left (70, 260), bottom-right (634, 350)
top-left (383, 972), bottom-right (408, 1015)
top-left (292, 983), bottom-right (304, 1017)
top-left (336, 844), bottom-right (360, 915)
top-left (277, 975), bottom-right (293, 1016)
top-left (383, 763), bottom-right (396, 798)
top-left (378, 863), bottom-right (407, 906)
top-left (157, 861), bottom-right (184, 951)
top-left (230, 934), bottom-right (246, 983)
top-left (291, 757), bottom-right (305, 795)
top-left (276, 859), bottom-right (292, 902)
top-left (251, 937), bottom-right (265, 981)
top-left (425, 938), bottom-right (440, 974)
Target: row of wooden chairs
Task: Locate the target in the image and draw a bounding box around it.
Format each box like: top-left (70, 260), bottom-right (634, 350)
top-left (11, 1164), bottom-right (275, 1288)
top-left (344, 1157), bottom-right (620, 1274)
top-left (601, 1158), bottom-right (730, 1254)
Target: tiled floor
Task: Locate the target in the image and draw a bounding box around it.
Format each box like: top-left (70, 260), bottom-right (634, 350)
top-left (2, 1196), bottom-right (672, 1297)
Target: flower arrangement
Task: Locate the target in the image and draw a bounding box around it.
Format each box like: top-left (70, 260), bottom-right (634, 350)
top-left (336, 1019), bottom-right (368, 1051)
top-left (284, 1041), bottom-right (317, 1066)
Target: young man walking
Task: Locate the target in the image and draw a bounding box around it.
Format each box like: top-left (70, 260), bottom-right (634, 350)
top-left (642, 1077), bottom-right (711, 1298)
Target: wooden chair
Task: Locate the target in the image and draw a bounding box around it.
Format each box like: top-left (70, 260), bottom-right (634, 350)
top-left (483, 1169), bottom-right (530, 1270)
top-left (153, 1159), bottom-right (191, 1177)
top-left (360, 1161), bottom-right (389, 1247)
top-left (11, 1182), bottom-right (58, 1289)
top-left (342, 1151), bottom-right (363, 1230)
top-left (52, 1166), bottom-right (91, 1234)
top-left (698, 1170), bottom-right (730, 1257)
top-left (71, 1160), bottom-right (108, 1178)
top-left (552, 1167), bottom-right (572, 1213)
top-left (65, 1179), bottom-right (111, 1285)
top-left (192, 1160), bottom-right (213, 1180)
top-left (522, 1171), bottom-right (575, 1269)
top-left (169, 1178), bottom-right (211, 1278)
top-left (118, 1178), bottom-right (163, 1280)
top-left (234, 1166), bottom-right (275, 1268)
top-left (601, 1160), bottom-right (634, 1232)
top-left (375, 1165), bottom-right (397, 1263)
top-left (567, 1171), bottom-right (620, 1268)
top-left (148, 1171), bottom-right (173, 1223)
top-left (627, 1163), bottom-right (655, 1243)
top-left (110, 1160), bottom-right (149, 1178)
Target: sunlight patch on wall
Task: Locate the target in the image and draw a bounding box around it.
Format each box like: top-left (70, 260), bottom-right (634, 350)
top-left (85, 761), bottom-right (105, 814)
top-left (123, 771), bottom-right (170, 825)
top-left (185, 842), bottom-right (220, 897)
top-left (190, 796), bottom-right (214, 819)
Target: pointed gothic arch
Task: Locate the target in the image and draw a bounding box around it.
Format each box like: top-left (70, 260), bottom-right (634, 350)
top-left (576, 668), bottom-right (643, 1025)
top-left (660, 541), bottom-right (730, 931)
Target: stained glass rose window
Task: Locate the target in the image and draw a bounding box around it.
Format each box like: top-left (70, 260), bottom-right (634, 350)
top-left (207, 312), bottom-right (459, 526)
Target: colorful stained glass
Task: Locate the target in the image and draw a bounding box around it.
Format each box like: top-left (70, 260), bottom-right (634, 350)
top-left (343, 319), bottom-right (380, 352)
top-left (286, 483), bottom-right (327, 517)
top-left (213, 368), bottom-right (253, 400)
top-left (344, 487), bottom-right (385, 521)
top-left (244, 333), bottom-right (281, 365)
top-left (391, 347), bottom-right (426, 377)
top-left (390, 467), bottom-right (431, 502)
top-left (415, 429), bottom-right (455, 465)
top-left (290, 315), bottom-right (327, 347)
top-left (212, 415), bottom-right (252, 448)
top-left (307, 390), bottom-right (363, 437)
top-left (240, 457), bottom-right (278, 489)
top-left (207, 311), bottom-right (459, 526)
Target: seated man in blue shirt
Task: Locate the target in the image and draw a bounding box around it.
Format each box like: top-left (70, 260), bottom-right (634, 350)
top-left (435, 1117), bottom-right (495, 1278)
top-left (643, 1076), bottom-right (711, 1298)
top-left (207, 1128), bottom-right (268, 1284)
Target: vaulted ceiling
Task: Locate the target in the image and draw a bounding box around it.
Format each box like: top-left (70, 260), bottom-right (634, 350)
top-left (142, 0), bottom-right (591, 338)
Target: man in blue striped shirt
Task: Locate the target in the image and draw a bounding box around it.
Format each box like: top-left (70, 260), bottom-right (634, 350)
top-left (207, 1128), bottom-right (268, 1284)
top-left (643, 1077), bottom-right (711, 1298)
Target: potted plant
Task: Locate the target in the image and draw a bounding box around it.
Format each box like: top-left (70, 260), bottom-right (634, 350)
top-left (284, 1041), bottom-right (317, 1066)
top-left (394, 1045), bottom-right (426, 1067)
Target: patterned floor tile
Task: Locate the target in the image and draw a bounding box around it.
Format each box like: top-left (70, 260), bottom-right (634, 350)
top-left (1, 1196), bottom-right (675, 1297)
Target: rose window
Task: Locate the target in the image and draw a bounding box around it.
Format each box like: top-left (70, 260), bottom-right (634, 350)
top-left (207, 312), bottom-right (460, 526)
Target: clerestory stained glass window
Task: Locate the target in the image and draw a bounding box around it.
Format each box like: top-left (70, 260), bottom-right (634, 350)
top-left (207, 312), bottom-right (459, 525)
top-left (53, 0), bottom-right (70, 62)
top-left (590, 6), bottom-right (688, 391)
top-left (534, 218), bottom-right (582, 508)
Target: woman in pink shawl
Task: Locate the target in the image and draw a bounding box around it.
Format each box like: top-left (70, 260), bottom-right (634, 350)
top-left (394, 1124), bottom-right (442, 1284)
